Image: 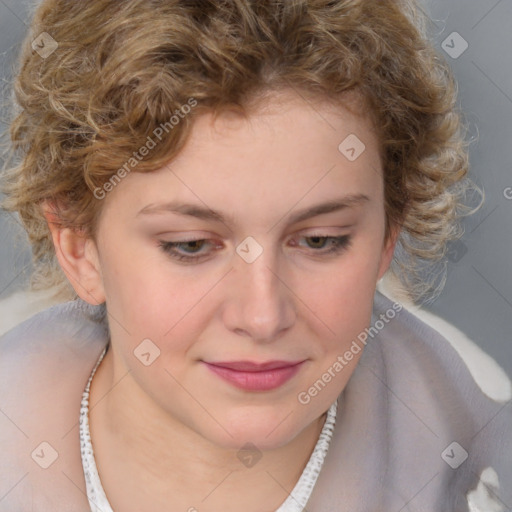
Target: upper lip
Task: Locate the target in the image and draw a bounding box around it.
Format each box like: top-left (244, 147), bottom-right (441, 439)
top-left (205, 360), bottom-right (305, 372)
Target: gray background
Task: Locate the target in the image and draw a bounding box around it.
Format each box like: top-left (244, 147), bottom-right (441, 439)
top-left (1, 0), bottom-right (511, 376)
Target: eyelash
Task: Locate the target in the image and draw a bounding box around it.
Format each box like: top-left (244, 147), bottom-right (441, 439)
top-left (157, 235), bottom-right (352, 263)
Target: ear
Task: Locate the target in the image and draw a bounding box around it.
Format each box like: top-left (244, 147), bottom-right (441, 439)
top-left (42, 201), bottom-right (105, 305)
top-left (377, 224), bottom-right (400, 281)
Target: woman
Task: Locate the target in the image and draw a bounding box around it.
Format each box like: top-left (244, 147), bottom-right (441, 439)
top-left (1, 0), bottom-right (510, 511)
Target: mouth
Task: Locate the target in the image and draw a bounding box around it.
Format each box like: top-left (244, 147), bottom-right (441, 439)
top-left (202, 360), bottom-right (306, 391)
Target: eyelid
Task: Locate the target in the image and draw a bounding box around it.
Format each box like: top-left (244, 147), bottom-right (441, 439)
top-left (300, 226), bottom-right (353, 235)
top-left (156, 225), bottom-right (353, 238)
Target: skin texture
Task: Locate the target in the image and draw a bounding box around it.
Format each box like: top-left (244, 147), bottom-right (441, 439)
top-left (44, 89), bottom-right (398, 511)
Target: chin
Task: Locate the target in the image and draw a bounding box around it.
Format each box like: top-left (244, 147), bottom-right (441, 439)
top-left (201, 408), bottom-right (311, 452)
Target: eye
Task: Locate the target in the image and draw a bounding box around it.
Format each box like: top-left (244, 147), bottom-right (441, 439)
top-left (158, 238), bottom-right (218, 263)
top-left (158, 234), bottom-right (352, 264)
top-left (295, 234), bottom-right (352, 254)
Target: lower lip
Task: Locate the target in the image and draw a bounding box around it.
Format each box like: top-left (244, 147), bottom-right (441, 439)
top-left (203, 362), bottom-right (304, 391)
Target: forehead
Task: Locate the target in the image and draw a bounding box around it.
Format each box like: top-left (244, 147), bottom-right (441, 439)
top-left (100, 89), bottom-right (383, 224)
top-left (200, 88), bottom-right (378, 148)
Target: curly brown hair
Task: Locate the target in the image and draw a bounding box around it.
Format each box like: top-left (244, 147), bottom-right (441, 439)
top-left (0, 0), bottom-right (479, 304)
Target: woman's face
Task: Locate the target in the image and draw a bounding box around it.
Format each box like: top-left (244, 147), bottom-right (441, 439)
top-left (89, 90), bottom-right (396, 451)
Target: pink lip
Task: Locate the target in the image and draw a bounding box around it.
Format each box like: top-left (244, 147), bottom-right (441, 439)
top-left (203, 360), bottom-right (305, 391)
top-left (207, 360), bottom-right (304, 371)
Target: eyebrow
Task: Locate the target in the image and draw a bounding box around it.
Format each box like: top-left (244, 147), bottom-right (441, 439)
top-left (136, 193), bottom-right (370, 227)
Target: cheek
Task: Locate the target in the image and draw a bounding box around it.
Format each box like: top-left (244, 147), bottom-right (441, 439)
top-left (298, 246), bottom-right (382, 346)
top-left (313, 276), bottom-right (374, 338)
top-left (101, 248), bottom-right (221, 351)
top-left (96, 238), bottom-right (173, 334)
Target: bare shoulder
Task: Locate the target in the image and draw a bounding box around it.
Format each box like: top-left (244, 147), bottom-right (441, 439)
top-left (0, 299), bottom-right (108, 511)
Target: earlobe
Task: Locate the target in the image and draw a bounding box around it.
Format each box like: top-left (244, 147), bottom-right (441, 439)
top-left (42, 202), bottom-right (105, 305)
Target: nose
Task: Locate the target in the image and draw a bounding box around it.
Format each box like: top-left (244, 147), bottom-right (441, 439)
top-left (222, 245), bottom-right (296, 343)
